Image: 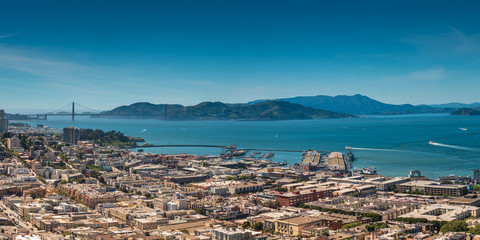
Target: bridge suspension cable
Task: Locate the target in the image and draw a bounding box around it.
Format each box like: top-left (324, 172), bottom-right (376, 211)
top-left (50, 102), bottom-right (72, 113)
top-left (73, 102), bottom-right (102, 113)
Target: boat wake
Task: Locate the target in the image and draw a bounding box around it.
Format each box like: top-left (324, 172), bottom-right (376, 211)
top-left (429, 141), bottom-right (480, 152)
top-left (345, 146), bottom-right (403, 152)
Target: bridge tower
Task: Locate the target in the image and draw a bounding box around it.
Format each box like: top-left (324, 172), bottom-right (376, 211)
top-left (72, 102), bottom-right (75, 121)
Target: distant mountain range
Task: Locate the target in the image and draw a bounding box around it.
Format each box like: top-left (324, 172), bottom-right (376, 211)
top-left (101, 100), bottom-right (354, 120)
top-left (250, 94), bottom-right (457, 115)
top-left (3, 95), bottom-right (478, 121)
top-left (91, 94), bottom-right (480, 121)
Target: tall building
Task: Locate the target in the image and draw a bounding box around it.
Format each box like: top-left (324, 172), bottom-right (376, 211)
top-left (474, 169), bottom-right (480, 185)
top-left (0, 110), bottom-right (8, 133)
top-left (63, 126), bottom-right (80, 145)
top-left (7, 137), bottom-right (20, 149)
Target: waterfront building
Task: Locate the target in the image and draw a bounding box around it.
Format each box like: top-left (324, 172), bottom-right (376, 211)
top-left (329, 176), bottom-right (410, 191)
top-left (398, 180), bottom-right (468, 197)
top-left (63, 126), bottom-right (80, 145)
top-left (0, 110), bottom-right (8, 133)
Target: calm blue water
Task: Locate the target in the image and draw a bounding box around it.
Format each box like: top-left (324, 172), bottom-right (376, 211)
top-left (22, 114), bottom-right (480, 179)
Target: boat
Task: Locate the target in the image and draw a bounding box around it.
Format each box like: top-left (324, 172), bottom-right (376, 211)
top-left (429, 141), bottom-right (434, 145)
top-left (459, 128), bottom-right (468, 131)
top-left (231, 150), bottom-right (247, 156)
top-left (345, 146), bottom-right (352, 149)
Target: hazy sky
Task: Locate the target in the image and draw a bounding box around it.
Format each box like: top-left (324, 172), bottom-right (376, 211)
top-left (1, 0), bottom-right (480, 113)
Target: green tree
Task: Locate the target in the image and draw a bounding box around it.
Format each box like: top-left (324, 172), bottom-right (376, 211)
top-left (468, 225), bottom-right (480, 234)
top-left (341, 222), bottom-right (362, 230)
top-left (252, 222), bottom-right (263, 231)
top-left (440, 220), bottom-right (468, 233)
top-left (195, 207), bottom-right (205, 215)
top-left (242, 221), bottom-right (251, 229)
top-left (366, 222), bottom-right (388, 232)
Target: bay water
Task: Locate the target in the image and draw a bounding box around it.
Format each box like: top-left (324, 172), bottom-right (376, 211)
top-left (23, 114), bottom-right (480, 179)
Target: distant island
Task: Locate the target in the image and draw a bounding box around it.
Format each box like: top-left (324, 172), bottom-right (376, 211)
top-left (101, 100), bottom-right (355, 120)
top-left (450, 108), bottom-right (480, 116)
top-left (250, 94), bottom-right (457, 115)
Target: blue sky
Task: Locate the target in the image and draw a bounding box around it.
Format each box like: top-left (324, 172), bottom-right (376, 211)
top-left (1, 0), bottom-right (480, 113)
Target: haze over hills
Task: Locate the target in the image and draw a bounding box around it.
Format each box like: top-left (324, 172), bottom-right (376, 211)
top-left (101, 100), bottom-right (354, 120)
top-left (430, 102), bottom-right (480, 109)
top-left (250, 94), bottom-right (455, 115)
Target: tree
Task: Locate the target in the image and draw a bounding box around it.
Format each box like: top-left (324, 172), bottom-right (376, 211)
top-left (144, 193), bottom-right (152, 199)
top-left (440, 220), bottom-right (468, 233)
top-left (252, 222), bottom-right (263, 231)
top-left (341, 222), bottom-right (362, 230)
top-left (195, 208), bottom-right (205, 215)
top-left (366, 222), bottom-right (388, 232)
top-left (468, 225), bottom-right (480, 234)
top-left (274, 187), bottom-right (288, 192)
top-left (98, 176), bottom-right (106, 184)
top-left (263, 200), bottom-right (280, 209)
top-left (242, 221), bottom-right (251, 229)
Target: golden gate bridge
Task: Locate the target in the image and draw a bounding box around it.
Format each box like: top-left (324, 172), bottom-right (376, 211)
top-left (28, 102), bottom-right (168, 121)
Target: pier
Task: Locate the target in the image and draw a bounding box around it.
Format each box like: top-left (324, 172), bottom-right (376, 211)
top-left (129, 144), bottom-right (325, 153)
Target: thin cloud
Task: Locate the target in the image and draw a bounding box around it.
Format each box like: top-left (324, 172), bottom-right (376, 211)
top-left (403, 28), bottom-right (480, 56)
top-left (409, 67), bottom-right (446, 80)
top-left (0, 33), bottom-right (18, 39)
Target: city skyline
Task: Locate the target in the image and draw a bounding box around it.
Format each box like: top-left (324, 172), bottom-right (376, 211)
top-left (1, 0), bottom-right (480, 113)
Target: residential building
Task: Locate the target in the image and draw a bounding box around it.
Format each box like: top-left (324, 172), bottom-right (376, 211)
top-left (0, 110), bottom-right (7, 133)
top-left (212, 228), bottom-right (253, 240)
top-left (7, 137), bottom-right (21, 149)
top-left (275, 188), bottom-right (334, 207)
top-left (398, 180), bottom-right (468, 197)
top-left (399, 204), bottom-right (479, 221)
top-left (474, 169), bottom-right (480, 185)
top-left (63, 126), bottom-right (80, 145)
top-left (274, 216), bottom-right (323, 236)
